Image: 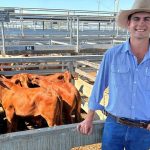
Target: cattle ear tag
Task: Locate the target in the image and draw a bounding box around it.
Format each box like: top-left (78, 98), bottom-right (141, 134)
top-left (0, 75), bottom-right (6, 79)
top-left (73, 73), bottom-right (79, 80)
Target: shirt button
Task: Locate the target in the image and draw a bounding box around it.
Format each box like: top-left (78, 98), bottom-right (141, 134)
top-left (131, 106), bottom-right (134, 109)
top-left (134, 81), bottom-right (136, 84)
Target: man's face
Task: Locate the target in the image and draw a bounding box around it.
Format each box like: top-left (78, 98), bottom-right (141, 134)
top-left (127, 12), bottom-right (150, 39)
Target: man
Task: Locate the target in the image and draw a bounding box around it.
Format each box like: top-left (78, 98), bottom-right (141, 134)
top-left (77, 0), bottom-right (150, 149)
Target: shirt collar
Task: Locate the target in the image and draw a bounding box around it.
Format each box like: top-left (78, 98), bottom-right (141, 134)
top-left (122, 39), bottom-right (150, 59)
top-left (144, 45), bottom-right (150, 60)
top-left (121, 39), bottom-right (132, 54)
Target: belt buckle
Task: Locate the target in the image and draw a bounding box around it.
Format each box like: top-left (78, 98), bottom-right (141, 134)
top-left (116, 117), bottom-right (126, 124)
top-left (140, 121), bottom-right (148, 129)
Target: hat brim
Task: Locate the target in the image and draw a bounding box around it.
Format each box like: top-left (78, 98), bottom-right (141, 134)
top-left (116, 9), bottom-right (150, 29)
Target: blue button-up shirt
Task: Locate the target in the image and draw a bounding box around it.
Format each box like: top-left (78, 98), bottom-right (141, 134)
top-left (88, 39), bottom-right (150, 121)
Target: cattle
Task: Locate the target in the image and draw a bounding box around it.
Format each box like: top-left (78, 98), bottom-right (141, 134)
top-left (10, 73), bottom-right (37, 88)
top-left (29, 71), bottom-right (73, 83)
top-left (0, 77), bottom-right (63, 132)
top-left (31, 77), bottom-right (82, 124)
top-left (9, 71), bottom-right (82, 124)
top-left (10, 71), bottom-right (72, 87)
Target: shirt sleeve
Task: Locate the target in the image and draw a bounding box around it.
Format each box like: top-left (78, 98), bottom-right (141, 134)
top-left (88, 51), bottom-right (110, 111)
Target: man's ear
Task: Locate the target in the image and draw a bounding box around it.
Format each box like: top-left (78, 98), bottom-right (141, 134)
top-left (127, 20), bottom-right (130, 30)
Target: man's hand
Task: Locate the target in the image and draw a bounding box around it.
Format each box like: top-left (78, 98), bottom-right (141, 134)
top-left (77, 109), bottom-right (95, 135)
top-left (77, 118), bottom-right (93, 135)
top-left (147, 124), bottom-right (150, 131)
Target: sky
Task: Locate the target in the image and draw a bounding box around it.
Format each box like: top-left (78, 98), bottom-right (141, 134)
top-left (0, 0), bottom-right (134, 12)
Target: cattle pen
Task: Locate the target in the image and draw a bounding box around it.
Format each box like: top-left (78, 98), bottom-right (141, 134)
top-left (0, 7), bottom-right (128, 149)
top-left (0, 55), bottom-right (105, 150)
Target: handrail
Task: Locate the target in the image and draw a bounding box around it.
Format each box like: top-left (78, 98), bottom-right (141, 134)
top-left (0, 120), bottom-right (104, 150)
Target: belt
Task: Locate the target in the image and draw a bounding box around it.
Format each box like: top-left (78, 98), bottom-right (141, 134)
top-left (103, 110), bottom-right (149, 129)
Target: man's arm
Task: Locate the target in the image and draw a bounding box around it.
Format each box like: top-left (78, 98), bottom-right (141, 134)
top-left (77, 109), bottom-right (95, 135)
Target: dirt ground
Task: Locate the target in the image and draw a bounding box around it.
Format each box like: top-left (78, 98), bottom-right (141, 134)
top-left (71, 143), bottom-right (101, 150)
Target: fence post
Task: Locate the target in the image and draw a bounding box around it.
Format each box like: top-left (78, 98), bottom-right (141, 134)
top-left (1, 22), bottom-right (6, 56)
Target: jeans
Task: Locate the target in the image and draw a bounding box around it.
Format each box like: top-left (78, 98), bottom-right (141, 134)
top-left (102, 115), bottom-right (150, 150)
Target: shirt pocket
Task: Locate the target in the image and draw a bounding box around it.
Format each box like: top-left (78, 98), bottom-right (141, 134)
top-left (111, 65), bottom-right (130, 87)
top-left (145, 68), bottom-right (150, 90)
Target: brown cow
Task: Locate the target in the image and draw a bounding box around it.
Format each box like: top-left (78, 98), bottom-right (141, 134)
top-left (10, 73), bottom-right (37, 88)
top-left (47, 71), bottom-right (72, 82)
top-left (0, 77), bottom-right (63, 132)
top-left (43, 71), bottom-right (71, 81)
top-left (10, 71), bottom-right (72, 87)
top-left (31, 77), bottom-right (82, 124)
top-left (29, 71), bottom-right (72, 83)
top-left (9, 71), bottom-right (81, 124)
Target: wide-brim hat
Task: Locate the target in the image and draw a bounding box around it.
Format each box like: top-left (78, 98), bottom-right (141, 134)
top-left (116, 0), bottom-right (150, 29)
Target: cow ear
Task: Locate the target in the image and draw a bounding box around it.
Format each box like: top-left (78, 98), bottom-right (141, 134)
top-left (57, 75), bottom-right (64, 80)
top-left (15, 79), bottom-right (21, 85)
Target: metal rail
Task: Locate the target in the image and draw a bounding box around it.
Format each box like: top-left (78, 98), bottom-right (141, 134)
top-left (0, 55), bottom-right (103, 76)
top-left (0, 120), bottom-right (104, 150)
top-left (0, 7), bottom-right (129, 55)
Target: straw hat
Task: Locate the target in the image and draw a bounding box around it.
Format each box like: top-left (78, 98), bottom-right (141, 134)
top-left (116, 0), bottom-right (150, 28)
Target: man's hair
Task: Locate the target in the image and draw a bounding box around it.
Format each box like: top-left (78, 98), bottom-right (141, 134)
top-left (128, 14), bottom-right (132, 21)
